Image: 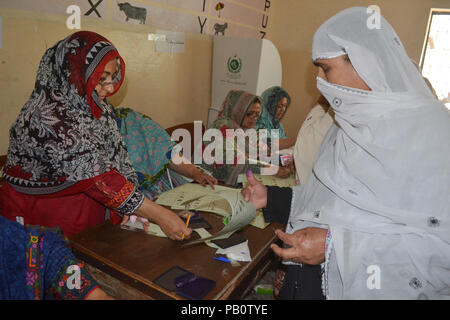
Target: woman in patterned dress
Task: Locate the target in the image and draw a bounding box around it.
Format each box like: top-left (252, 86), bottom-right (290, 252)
top-left (0, 215), bottom-right (111, 300)
top-left (0, 31), bottom-right (191, 240)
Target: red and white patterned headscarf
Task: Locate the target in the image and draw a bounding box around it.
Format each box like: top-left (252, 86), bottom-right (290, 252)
top-left (4, 31), bottom-right (138, 195)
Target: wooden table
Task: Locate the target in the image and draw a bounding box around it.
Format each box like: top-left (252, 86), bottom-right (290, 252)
top-left (69, 211), bottom-right (283, 300)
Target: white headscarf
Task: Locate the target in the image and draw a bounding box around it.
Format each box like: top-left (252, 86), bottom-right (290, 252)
top-left (288, 7), bottom-right (450, 299)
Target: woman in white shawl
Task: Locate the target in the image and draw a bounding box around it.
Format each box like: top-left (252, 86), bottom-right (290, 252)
top-left (243, 7), bottom-right (449, 299)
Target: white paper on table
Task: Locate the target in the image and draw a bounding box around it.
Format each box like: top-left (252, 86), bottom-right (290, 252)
top-left (124, 219), bottom-right (166, 237)
top-left (123, 221), bottom-right (219, 249)
top-left (216, 240), bottom-right (252, 262)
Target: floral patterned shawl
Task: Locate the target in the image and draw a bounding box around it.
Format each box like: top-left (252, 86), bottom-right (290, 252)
top-left (212, 90), bottom-right (261, 130)
top-left (114, 107), bottom-right (188, 199)
top-left (3, 31), bottom-right (138, 195)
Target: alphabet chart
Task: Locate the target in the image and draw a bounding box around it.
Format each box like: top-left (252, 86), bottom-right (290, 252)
top-left (0, 0), bottom-right (272, 39)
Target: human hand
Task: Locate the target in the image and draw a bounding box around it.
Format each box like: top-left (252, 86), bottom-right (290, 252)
top-left (287, 161), bottom-right (296, 176)
top-left (85, 287), bottom-right (115, 300)
top-left (270, 228), bottom-right (328, 265)
top-left (125, 199), bottom-right (192, 241)
top-left (274, 165), bottom-right (292, 179)
top-left (192, 170), bottom-right (218, 189)
top-left (120, 214), bottom-right (151, 233)
top-left (152, 208), bottom-right (192, 241)
top-left (241, 170), bottom-right (267, 210)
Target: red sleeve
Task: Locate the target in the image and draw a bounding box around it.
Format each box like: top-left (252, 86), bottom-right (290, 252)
top-left (33, 170), bottom-right (122, 198)
top-left (84, 170), bottom-right (132, 207)
top-left (34, 169), bottom-right (145, 215)
top-left (83, 170), bottom-right (145, 215)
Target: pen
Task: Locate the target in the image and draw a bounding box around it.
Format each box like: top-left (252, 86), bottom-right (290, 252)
top-left (181, 214), bottom-right (191, 240)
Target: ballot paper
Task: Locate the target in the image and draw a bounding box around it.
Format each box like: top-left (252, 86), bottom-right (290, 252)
top-left (122, 218), bottom-right (221, 249)
top-left (239, 173), bottom-right (297, 188)
top-left (123, 218), bottom-right (167, 237)
top-left (155, 183), bottom-right (233, 212)
top-left (251, 210), bottom-right (270, 229)
top-left (170, 194), bottom-right (231, 217)
top-left (125, 183), bottom-right (265, 246)
top-left (155, 183), bottom-right (267, 229)
top-left (183, 188), bottom-right (257, 246)
top-left (153, 183), bottom-right (256, 245)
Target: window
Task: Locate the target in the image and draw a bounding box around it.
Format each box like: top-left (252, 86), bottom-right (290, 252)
top-left (420, 9), bottom-right (450, 109)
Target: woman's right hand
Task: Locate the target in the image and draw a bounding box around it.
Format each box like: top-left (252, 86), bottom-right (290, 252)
top-left (153, 208), bottom-right (192, 241)
top-left (131, 197), bottom-right (192, 240)
top-left (241, 170), bottom-right (268, 210)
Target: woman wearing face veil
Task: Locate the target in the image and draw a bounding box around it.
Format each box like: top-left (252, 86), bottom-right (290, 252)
top-left (243, 7), bottom-right (450, 299)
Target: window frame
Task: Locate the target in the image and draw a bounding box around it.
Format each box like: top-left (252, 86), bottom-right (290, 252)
top-left (419, 8), bottom-right (450, 69)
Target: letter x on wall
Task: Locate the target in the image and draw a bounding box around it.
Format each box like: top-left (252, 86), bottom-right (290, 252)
top-left (85, 0), bottom-right (103, 18)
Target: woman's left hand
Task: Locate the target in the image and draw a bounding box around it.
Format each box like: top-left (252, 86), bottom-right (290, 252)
top-left (192, 170), bottom-right (218, 189)
top-left (120, 215), bottom-right (151, 233)
top-left (270, 227), bottom-right (328, 265)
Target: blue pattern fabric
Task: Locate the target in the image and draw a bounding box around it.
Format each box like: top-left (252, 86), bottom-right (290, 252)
top-left (114, 107), bottom-right (188, 199)
top-left (0, 216), bottom-right (98, 300)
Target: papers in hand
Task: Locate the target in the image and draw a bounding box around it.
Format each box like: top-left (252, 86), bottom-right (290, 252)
top-left (238, 173), bottom-right (297, 188)
top-left (154, 183), bottom-right (257, 246)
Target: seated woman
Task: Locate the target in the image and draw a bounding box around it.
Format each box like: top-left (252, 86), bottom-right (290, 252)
top-left (0, 216), bottom-right (112, 300)
top-left (114, 107), bottom-right (217, 200)
top-left (202, 90), bottom-right (291, 187)
top-left (1, 31), bottom-right (191, 240)
top-left (256, 86), bottom-right (296, 150)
